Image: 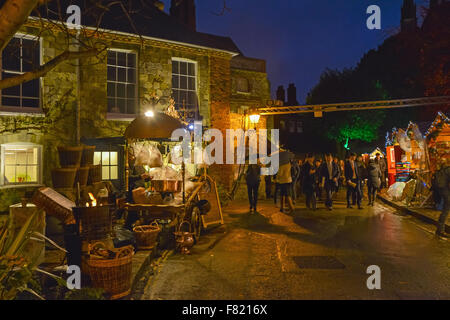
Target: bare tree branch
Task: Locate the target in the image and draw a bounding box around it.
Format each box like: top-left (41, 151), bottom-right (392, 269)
top-left (0, 47), bottom-right (100, 89)
top-left (0, 0), bottom-right (52, 51)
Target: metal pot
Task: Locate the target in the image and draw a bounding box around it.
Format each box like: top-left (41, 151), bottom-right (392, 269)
top-left (151, 180), bottom-right (182, 193)
top-left (174, 221), bottom-right (194, 254)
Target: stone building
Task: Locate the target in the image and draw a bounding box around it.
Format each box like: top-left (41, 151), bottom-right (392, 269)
top-left (0, 0), bottom-right (271, 210)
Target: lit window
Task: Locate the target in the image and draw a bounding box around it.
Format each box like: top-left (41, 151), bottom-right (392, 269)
top-left (107, 50), bottom-right (137, 115)
top-left (94, 151), bottom-right (118, 180)
top-left (172, 59), bottom-right (198, 120)
top-left (1, 144), bottom-right (42, 185)
top-left (1, 35), bottom-right (41, 110)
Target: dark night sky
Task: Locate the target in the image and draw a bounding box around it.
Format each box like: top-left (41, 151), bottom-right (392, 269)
top-left (161, 0), bottom-right (428, 103)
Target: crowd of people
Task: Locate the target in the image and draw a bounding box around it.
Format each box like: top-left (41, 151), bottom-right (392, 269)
top-left (246, 152), bottom-right (388, 214)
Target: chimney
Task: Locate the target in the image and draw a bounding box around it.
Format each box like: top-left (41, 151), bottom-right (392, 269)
top-left (170, 0), bottom-right (197, 32)
top-left (287, 83), bottom-right (298, 106)
top-left (401, 0), bottom-right (418, 33)
top-left (276, 85), bottom-right (285, 104)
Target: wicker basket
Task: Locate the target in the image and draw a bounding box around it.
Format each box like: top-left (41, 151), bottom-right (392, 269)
top-left (52, 168), bottom-right (77, 188)
top-left (73, 206), bottom-right (113, 241)
top-left (74, 166), bottom-right (90, 187)
top-left (86, 242), bottom-right (134, 300)
top-left (58, 146), bottom-right (83, 168)
top-left (88, 165), bottom-right (102, 184)
top-left (81, 145), bottom-right (96, 166)
top-left (133, 222), bottom-right (160, 250)
top-left (31, 187), bottom-right (76, 225)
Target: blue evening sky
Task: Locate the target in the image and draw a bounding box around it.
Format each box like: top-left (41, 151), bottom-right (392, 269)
top-left (161, 0), bottom-right (427, 103)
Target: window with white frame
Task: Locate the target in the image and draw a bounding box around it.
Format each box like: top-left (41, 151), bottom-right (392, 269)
top-left (94, 151), bottom-right (118, 180)
top-left (107, 50), bottom-right (137, 115)
top-left (1, 143), bottom-right (42, 185)
top-left (1, 35), bottom-right (41, 110)
top-left (171, 59), bottom-right (198, 119)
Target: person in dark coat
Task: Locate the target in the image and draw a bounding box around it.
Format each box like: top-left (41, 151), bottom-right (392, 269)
top-left (367, 159), bottom-right (382, 206)
top-left (302, 153), bottom-right (317, 210)
top-left (246, 163), bottom-right (261, 213)
top-left (375, 153), bottom-right (387, 189)
top-left (265, 175), bottom-right (272, 199)
top-left (290, 159), bottom-right (301, 203)
top-left (320, 153), bottom-right (340, 210)
top-left (314, 159), bottom-right (323, 201)
top-left (434, 161), bottom-right (450, 238)
top-left (356, 155), bottom-right (368, 200)
top-left (345, 153), bottom-right (363, 209)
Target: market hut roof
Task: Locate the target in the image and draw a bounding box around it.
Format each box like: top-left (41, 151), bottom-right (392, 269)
top-left (124, 112), bottom-right (185, 140)
top-left (425, 112), bottom-right (450, 139)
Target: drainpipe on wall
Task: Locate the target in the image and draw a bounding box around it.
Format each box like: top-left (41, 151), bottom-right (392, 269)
top-left (75, 30), bottom-right (81, 145)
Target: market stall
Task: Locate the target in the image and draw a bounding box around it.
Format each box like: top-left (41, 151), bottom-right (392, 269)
top-left (426, 112), bottom-right (450, 172)
top-left (122, 111), bottom-right (223, 246)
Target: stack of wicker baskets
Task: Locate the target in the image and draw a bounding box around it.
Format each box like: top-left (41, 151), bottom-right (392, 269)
top-left (52, 145), bottom-right (100, 191)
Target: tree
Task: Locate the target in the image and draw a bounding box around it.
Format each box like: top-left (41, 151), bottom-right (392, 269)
top-left (0, 0), bottom-right (162, 91)
top-left (306, 2), bottom-right (449, 151)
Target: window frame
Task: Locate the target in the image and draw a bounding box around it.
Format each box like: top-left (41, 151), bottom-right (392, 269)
top-left (171, 57), bottom-right (199, 119)
top-left (94, 150), bottom-right (119, 181)
top-left (236, 77), bottom-right (251, 95)
top-left (0, 142), bottom-right (43, 187)
top-left (106, 48), bottom-right (139, 120)
top-left (0, 33), bottom-right (43, 114)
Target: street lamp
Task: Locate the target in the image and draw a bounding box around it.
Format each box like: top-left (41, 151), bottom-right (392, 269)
top-left (248, 108), bottom-right (260, 129)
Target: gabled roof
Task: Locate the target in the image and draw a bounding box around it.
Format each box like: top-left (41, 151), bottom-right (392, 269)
top-left (30, 0), bottom-right (241, 54)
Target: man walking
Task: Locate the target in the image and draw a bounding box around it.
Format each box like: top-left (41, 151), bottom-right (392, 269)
top-left (345, 152), bottom-right (363, 209)
top-left (291, 158), bottom-right (301, 203)
top-left (265, 174), bottom-right (272, 199)
top-left (375, 153), bottom-right (387, 189)
top-left (302, 153), bottom-right (317, 210)
top-left (367, 159), bottom-right (382, 206)
top-left (278, 161), bottom-right (295, 214)
top-left (434, 160), bottom-right (449, 238)
top-left (320, 153), bottom-right (340, 210)
top-left (246, 163), bottom-right (261, 213)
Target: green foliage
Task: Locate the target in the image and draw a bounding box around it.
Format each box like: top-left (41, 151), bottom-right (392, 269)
top-left (326, 111), bottom-right (385, 143)
top-left (0, 212), bottom-right (44, 300)
top-left (0, 189), bottom-right (22, 213)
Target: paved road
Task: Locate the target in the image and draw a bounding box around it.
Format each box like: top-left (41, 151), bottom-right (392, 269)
top-left (140, 192), bottom-right (450, 300)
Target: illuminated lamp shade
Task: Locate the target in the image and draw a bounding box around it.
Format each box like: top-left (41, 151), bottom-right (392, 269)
top-left (145, 110), bottom-right (154, 117)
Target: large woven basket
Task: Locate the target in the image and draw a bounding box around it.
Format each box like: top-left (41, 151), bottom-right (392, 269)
top-left (133, 222), bottom-right (160, 250)
top-left (81, 145), bottom-right (96, 166)
top-left (58, 146), bottom-right (83, 168)
top-left (52, 168), bottom-right (77, 188)
top-left (73, 206), bottom-right (113, 241)
top-left (74, 166), bottom-right (90, 187)
top-left (86, 242), bottom-right (134, 300)
top-left (88, 165), bottom-right (102, 184)
top-left (32, 187), bottom-right (76, 225)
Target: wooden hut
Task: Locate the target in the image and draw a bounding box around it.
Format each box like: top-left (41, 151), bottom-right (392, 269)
top-left (426, 112), bottom-right (450, 172)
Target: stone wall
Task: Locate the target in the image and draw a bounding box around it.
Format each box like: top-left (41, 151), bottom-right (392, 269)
top-left (0, 23), bottom-right (272, 210)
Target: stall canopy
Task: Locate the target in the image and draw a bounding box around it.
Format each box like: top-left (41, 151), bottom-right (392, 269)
top-left (370, 147), bottom-right (385, 158)
top-left (124, 112), bottom-right (186, 140)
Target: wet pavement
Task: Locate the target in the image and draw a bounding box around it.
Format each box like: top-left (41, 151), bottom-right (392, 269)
top-left (140, 192), bottom-right (450, 300)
